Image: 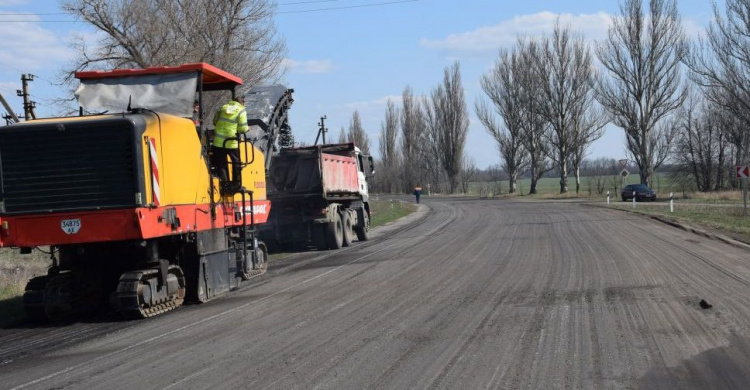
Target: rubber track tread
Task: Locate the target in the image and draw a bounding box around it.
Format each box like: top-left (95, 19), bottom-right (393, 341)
top-left (115, 268), bottom-right (185, 319)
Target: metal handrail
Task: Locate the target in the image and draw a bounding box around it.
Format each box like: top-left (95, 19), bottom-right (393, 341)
top-left (218, 132), bottom-right (255, 193)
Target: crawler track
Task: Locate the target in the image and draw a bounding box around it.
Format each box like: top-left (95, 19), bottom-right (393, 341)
top-left (115, 267), bottom-right (186, 319)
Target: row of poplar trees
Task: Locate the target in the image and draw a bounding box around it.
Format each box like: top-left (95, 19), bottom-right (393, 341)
top-left (480, 0), bottom-right (750, 194)
top-left (368, 64), bottom-right (470, 195)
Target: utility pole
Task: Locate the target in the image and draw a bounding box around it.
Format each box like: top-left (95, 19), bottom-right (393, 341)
top-left (17, 74), bottom-right (36, 121)
top-left (315, 115), bottom-right (328, 145)
top-left (0, 92), bottom-right (19, 124)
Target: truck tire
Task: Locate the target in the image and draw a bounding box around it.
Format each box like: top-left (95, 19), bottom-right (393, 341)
top-left (342, 211), bottom-right (353, 247)
top-left (354, 212), bottom-right (370, 242)
top-left (325, 212), bottom-right (344, 249)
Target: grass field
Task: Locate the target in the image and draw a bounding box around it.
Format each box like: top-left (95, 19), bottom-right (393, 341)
top-left (607, 201), bottom-right (750, 243)
top-left (469, 172), bottom-right (694, 199)
top-left (369, 198), bottom-right (418, 228)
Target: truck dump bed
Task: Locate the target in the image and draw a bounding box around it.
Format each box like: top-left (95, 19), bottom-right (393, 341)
top-left (268, 143), bottom-right (359, 199)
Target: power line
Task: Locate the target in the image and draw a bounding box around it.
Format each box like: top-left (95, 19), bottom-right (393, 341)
top-left (278, 0), bottom-right (419, 14)
top-left (30, 94), bottom-right (58, 105)
top-left (0, 0), bottom-right (343, 12)
top-left (0, 12), bottom-right (68, 15)
top-left (0, 63), bottom-right (57, 86)
top-left (0, 85), bottom-right (17, 95)
top-left (0, 20), bottom-right (79, 23)
top-left (279, 0), bottom-right (339, 4)
top-left (0, 0), bottom-right (419, 21)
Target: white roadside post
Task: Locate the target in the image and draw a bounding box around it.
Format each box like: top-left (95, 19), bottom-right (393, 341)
top-left (670, 192), bottom-right (674, 213)
top-left (607, 191), bottom-right (610, 205)
top-left (632, 191), bottom-right (636, 209)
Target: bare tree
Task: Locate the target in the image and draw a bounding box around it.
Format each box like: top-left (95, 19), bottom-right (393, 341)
top-left (537, 20), bottom-right (600, 194)
top-left (517, 37), bottom-right (551, 194)
top-left (570, 106), bottom-right (607, 194)
top-left (595, 0), bottom-right (687, 188)
top-left (477, 48), bottom-right (528, 194)
top-left (347, 110), bottom-right (371, 155)
top-left (686, 0), bottom-right (750, 168)
top-left (422, 95), bottom-right (446, 193)
top-left (460, 156), bottom-right (478, 194)
top-left (718, 105), bottom-right (750, 189)
top-left (378, 99), bottom-right (400, 193)
top-left (583, 157), bottom-right (619, 195)
top-left (429, 62), bottom-right (470, 194)
top-left (671, 91), bottom-right (729, 192)
top-left (61, 0), bottom-right (285, 92)
top-left (338, 127), bottom-right (347, 143)
top-left (401, 87), bottom-right (426, 192)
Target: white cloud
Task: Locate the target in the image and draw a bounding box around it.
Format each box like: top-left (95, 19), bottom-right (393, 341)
top-left (283, 59), bottom-right (335, 74)
top-left (420, 11), bottom-right (612, 55)
top-left (0, 13), bottom-right (74, 70)
top-left (683, 18), bottom-right (705, 38)
top-left (343, 95), bottom-right (402, 111)
top-left (422, 11), bottom-right (705, 57)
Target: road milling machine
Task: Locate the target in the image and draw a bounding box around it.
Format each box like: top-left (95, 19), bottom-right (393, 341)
top-left (0, 63), bottom-right (294, 321)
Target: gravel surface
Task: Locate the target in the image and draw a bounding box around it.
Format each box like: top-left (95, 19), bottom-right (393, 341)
top-left (2, 197), bottom-right (750, 389)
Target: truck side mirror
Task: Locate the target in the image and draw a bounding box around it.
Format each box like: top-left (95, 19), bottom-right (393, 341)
top-left (368, 156), bottom-right (375, 176)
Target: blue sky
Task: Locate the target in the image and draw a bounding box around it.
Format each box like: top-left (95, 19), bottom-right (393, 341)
top-left (0, 0), bottom-right (715, 168)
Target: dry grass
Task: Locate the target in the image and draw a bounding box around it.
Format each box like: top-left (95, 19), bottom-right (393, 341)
top-left (0, 248), bottom-right (50, 326)
top-left (682, 190), bottom-right (745, 203)
top-left (608, 202), bottom-right (750, 243)
top-left (0, 248), bottom-right (50, 301)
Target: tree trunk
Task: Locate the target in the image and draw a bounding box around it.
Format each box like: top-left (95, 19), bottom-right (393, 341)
top-left (559, 163), bottom-right (568, 194)
top-left (509, 175), bottom-right (517, 194)
top-left (639, 164), bottom-right (654, 187)
top-left (449, 173), bottom-right (459, 194)
top-left (529, 163), bottom-right (538, 194)
top-left (575, 166), bottom-right (581, 194)
top-left (715, 137), bottom-right (726, 191)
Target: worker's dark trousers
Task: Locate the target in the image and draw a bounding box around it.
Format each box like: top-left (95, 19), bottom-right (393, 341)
top-left (210, 146), bottom-right (242, 188)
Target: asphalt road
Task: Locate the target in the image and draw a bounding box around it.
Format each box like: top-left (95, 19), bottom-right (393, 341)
top-left (2, 198), bottom-right (750, 389)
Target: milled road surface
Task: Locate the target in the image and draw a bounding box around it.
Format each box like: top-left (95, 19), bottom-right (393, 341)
top-left (3, 198), bottom-right (750, 389)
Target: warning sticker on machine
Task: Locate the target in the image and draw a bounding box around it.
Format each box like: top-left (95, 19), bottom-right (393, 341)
top-left (61, 219), bottom-right (81, 234)
top-left (244, 204), bottom-right (267, 215)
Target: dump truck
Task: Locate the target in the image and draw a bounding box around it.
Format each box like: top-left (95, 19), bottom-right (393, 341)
top-left (0, 63), bottom-right (292, 321)
top-left (260, 143), bottom-right (375, 251)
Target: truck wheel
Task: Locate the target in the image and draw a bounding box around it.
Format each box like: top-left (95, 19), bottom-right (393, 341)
top-left (342, 211), bottom-right (353, 247)
top-left (325, 212), bottom-right (344, 249)
top-left (354, 213), bottom-right (370, 242)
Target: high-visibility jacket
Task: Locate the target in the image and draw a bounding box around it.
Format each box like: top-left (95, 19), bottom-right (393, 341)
top-left (212, 100), bottom-right (248, 149)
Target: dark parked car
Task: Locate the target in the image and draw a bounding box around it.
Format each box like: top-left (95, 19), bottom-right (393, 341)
top-left (621, 184), bottom-right (656, 202)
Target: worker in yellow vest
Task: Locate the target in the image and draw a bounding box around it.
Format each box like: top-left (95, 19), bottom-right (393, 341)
top-left (211, 95), bottom-right (248, 192)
